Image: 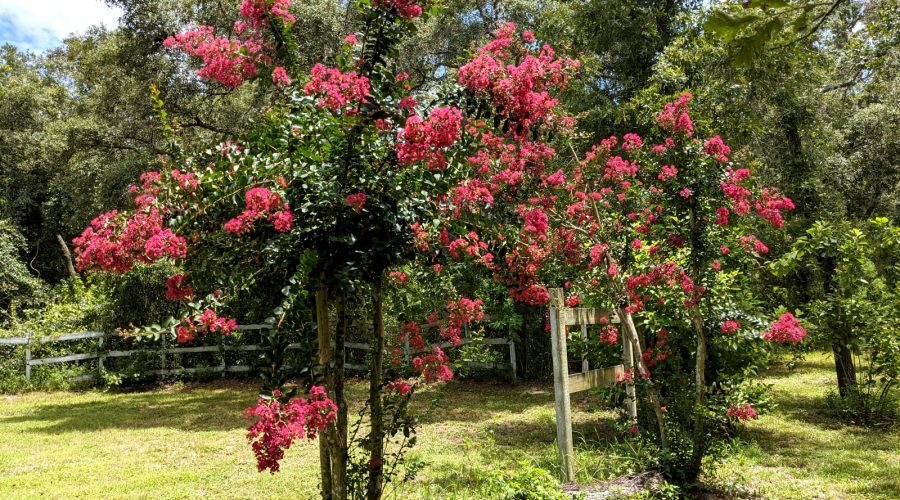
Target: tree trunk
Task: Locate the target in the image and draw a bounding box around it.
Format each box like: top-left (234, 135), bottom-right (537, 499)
top-left (688, 307), bottom-right (708, 482)
top-left (367, 280), bottom-right (385, 500)
top-left (618, 307), bottom-right (668, 450)
top-left (315, 282), bottom-right (333, 500)
top-left (833, 342), bottom-right (857, 397)
top-left (331, 296), bottom-right (349, 500)
top-left (56, 234), bottom-right (76, 278)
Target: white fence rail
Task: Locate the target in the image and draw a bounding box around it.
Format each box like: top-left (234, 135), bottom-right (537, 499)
top-left (1, 324), bottom-right (516, 382)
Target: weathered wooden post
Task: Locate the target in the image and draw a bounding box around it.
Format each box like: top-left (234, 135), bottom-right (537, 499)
top-left (549, 288), bottom-right (575, 481)
top-left (25, 331), bottom-right (32, 380)
top-left (549, 288), bottom-right (629, 483)
top-left (508, 340), bottom-right (517, 382)
top-left (98, 331), bottom-right (105, 377)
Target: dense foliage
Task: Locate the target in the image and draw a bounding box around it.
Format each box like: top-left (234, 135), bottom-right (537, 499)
top-left (1, 0), bottom-right (898, 496)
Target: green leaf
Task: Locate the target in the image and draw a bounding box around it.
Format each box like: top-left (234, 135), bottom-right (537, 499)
top-left (744, 0), bottom-right (789, 9)
top-left (704, 11), bottom-right (761, 42)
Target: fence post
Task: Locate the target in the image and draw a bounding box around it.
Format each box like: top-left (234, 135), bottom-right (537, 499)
top-left (549, 288), bottom-right (575, 482)
top-left (508, 340), bottom-right (517, 382)
top-left (98, 331), bottom-right (105, 378)
top-left (220, 335), bottom-right (227, 377)
top-left (25, 331), bottom-right (31, 380)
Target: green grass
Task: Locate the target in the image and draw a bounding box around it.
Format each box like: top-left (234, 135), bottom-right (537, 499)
top-left (712, 353), bottom-right (900, 499)
top-left (0, 354), bottom-right (897, 499)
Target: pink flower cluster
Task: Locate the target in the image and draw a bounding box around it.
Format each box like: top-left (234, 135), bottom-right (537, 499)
top-left (720, 320), bottom-right (741, 333)
top-left (346, 192), bottom-right (367, 213)
top-left (239, 0), bottom-right (295, 29)
top-left (164, 26), bottom-right (271, 89)
top-left (165, 274), bottom-right (194, 301)
top-left (762, 313), bottom-right (807, 343)
top-left (442, 297), bottom-right (485, 346)
top-left (703, 135), bottom-right (731, 163)
top-left (457, 23), bottom-right (579, 132)
top-left (389, 270), bottom-right (410, 286)
top-left (726, 403), bottom-right (758, 421)
top-left (396, 107), bottom-right (463, 170)
top-left (656, 92), bottom-right (694, 136)
top-left (625, 262), bottom-right (705, 312)
top-left (271, 66), bottom-right (291, 87)
top-left (73, 209), bottom-right (187, 273)
top-left (640, 330), bottom-right (670, 370)
top-left (245, 386), bottom-right (337, 473)
top-left (400, 321), bottom-right (426, 352)
top-left (303, 64), bottom-right (370, 111)
top-left (412, 347), bottom-right (453, 382)
top-left (385, 380), bottom-right (412, 395)
top-left (224, 187), bottom-right (293, 235)
top-left (755, 188), bottom-right (795, 228)
top-left (372, 0), bottom-right (423, 19)
top-left (176, 309), bottom-right (238, 343)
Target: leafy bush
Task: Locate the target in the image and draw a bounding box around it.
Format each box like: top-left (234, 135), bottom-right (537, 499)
top-left (482, 462), bottom-right (567, 500)
top-left (825, 387), bottom-right (898, 428)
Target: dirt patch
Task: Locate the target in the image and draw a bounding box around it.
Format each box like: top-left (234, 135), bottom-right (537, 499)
top-left (563, 471), bottom-right (664, 499)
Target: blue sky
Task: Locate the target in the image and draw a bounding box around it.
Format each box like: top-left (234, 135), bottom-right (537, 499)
top-left (0, 0), bottom-right (121, 52)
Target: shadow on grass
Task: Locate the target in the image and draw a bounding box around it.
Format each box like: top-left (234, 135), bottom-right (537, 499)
top-left (0, 381), bottom-right (257, 434)
top-left (740, 422), bottom-right (898, 498)
top-left (415, 380), bottom-right (556, 425)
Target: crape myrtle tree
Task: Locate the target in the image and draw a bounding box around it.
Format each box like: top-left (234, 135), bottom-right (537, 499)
top-left (71, 0), bottom-right (489, 498)
top-left (423, 56), bottom-right (808, 480)
top-left (72, 0), bottom-right (807, 492)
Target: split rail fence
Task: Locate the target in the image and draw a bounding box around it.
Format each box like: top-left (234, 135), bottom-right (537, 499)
top-left (0, 324), bottom-right (516, 382)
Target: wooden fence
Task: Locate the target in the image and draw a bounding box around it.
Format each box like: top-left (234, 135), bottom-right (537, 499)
top-left (548, 288), bottom-right (636, 482)
top-left (0, 324), bottom-right (516, 382)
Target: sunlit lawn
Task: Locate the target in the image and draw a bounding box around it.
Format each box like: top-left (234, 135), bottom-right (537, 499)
top-left (0, 353), bottom-right (896, 499)
top-left (714, 353), bottom-right (900, 499)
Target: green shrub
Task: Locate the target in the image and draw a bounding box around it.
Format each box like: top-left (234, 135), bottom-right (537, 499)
top-left (825, 387), bottom-right (898, 428)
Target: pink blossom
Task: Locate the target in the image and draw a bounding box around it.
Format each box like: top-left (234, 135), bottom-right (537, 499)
top-left (720, 320), bottom-right (740, 333)
top-left (269, 210), bottom-right (293, 232)
top-left (763, 313), bottom-right (807, 343)
top-left (622, 133), bottom-right (643, 151)
top-left (373, 0), bottom-right (423, 19)
top-left (346, 192), bottom-right (367, 213)
top-left (389, 270), bottom-right (410, 286)
top-left (303, 64), bottom-right (370, 111)
top-left (726, 403), bottom-right (758, 421)
top-left (245, 386), bottom-right (337, 473)
top-left (272, 66), bottom-right (291, 87)
top-left (164, 26), bottom-right (270, 89)
top-left (658, 165), bottom-right (678, 181)
top-left (396, 107), bottom-right (462, 170)
top-left (413, 347), bottom-right (453, 382)
top-left (703, 135), bottom-right (731, 162)
top-left (165, 274), bottom-right (194, 301)
top-left (343, 34), bottom-right (358, 44)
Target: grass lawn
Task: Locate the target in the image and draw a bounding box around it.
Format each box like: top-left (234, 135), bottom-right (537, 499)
top-left (0, 353), bottom-right (897, 499)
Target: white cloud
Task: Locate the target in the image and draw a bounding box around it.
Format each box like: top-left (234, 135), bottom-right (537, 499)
top-left (0, 0), bottom-right (122, 52)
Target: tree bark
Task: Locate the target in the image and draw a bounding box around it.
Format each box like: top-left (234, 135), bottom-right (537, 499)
top-left (332, 296), bottom-right (349, 500)
top-left (315, 281), bottom-right (333, 500)
top-left (618, 307), bottom-right (668, 450)
top-left (833, 343), bottom-right (857, 397)
top-left (688, 307), bottom-right (708, 481)
top-left (367, 280), bottom-right (385, 500)
top-left (56, 234), bottom-right (76, 278)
